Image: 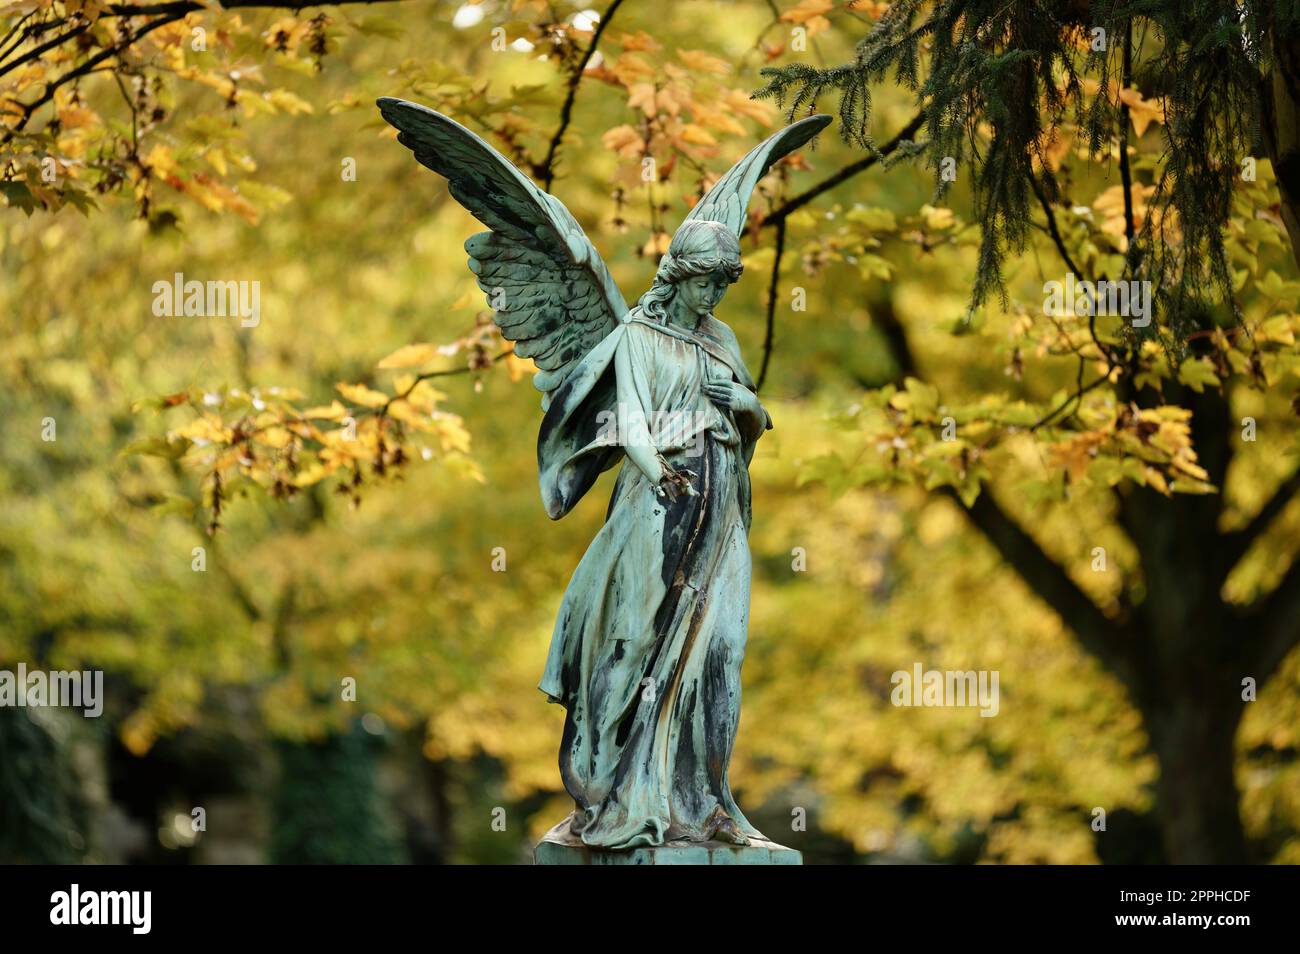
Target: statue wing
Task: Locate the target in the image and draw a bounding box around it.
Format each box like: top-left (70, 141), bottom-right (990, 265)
top-left (680, 113), bottom-right (832, 237)
top-left (377, 98), bottom-right (627, 403)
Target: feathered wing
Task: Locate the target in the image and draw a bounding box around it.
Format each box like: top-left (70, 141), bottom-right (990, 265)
top-left (377, 97), bottom-right (627, 405)
top-left (681, 113), bottom-right (832, 237)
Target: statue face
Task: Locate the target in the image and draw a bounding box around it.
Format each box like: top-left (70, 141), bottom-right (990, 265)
top-left (677, 270), bottom-right (730, 318)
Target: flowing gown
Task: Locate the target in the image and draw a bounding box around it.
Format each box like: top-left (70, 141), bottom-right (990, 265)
top-left (535, 311), bottom-right (772, 849)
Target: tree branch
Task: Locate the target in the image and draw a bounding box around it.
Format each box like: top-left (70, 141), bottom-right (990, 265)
top-left (1028, 169), bottom-right (1120, 383)
top-left (870, 278), bottom-right (1140, 693)
top-left (103, 0), bottom-right (410, 15)
top-left (1222, 466), bottom-right (1300, 571)
top-left (2, 12), bottom-right (184, 146)
top-left (1030, 365), bottom-right (1110, 431)
top-left (756, 216), bottom-right (784, 390)
top-left (1118, 18), bottom-right (1136, 259)
top-left (540, 0), bottom-right (624, 190)
top-left (1028, 171), bottom-right (1082, 277)
top-left (945, 486), bottom-right (1140, 692)
top-left (750, 112), bottom-right (922, 387)
top-left (1250, 555), bottom-right (1300, 684)
top-left (763, 110), bottom-right (925, 227)
top-left (0, 21), bottom-right (90, 79)
top-left (0, 9), bottom-right (41, 66)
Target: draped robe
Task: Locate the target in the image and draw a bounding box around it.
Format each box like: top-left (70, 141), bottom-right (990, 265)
top-left (535, 311), bottom-right (772, 849)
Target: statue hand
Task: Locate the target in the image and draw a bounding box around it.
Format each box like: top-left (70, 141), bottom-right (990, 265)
top-left (656, 466), bottom-right (697, 501)
top-left (703, 380), bottom-right (759, 414)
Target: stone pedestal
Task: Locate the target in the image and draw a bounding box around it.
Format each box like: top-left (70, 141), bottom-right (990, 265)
top-left (533, 818), bottom-right (802, 865)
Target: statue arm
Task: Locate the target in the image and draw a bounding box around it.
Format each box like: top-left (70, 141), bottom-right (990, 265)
top-left (736, 394), bottom-right (772, 442)
top-left (614, 325), bottom-right (668, 486)
top-left (712, 323), bottom-right (773, 442)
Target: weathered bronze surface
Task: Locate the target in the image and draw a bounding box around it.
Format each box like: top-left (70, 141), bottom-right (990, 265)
top-left (379, 98), bottom-right (829, 860)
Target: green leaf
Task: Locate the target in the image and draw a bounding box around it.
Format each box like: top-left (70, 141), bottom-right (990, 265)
top-left (1177, 357), bottom-right (1220, 393)
top-left (0, 181), bottom-right (38, 215)
top-left (150, 494), bottom-right (198, 517)
top-left (846, 206), bottom-right (897, 232)
top-left (120, 436), bottom-right (192, 460)
top-left (355, 15), bottom-right (405, 39)
top-left (957, 474), bottom-right (982, 507)
top-left (903, 377), bottom-right (940, 420)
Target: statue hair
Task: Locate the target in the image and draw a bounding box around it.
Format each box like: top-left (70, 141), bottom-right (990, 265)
top-left (633, 219), bottom-right (744, 324)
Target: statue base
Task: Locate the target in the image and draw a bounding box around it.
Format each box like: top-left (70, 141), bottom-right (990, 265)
top-left (533, 818), bottom-right (802, 865)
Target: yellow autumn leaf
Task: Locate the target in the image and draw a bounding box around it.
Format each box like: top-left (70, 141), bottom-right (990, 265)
top-left (616, 31), bottom-right (661, 52)
top-left (300, 400), bottom-right (349, 420)
top-left (265, 89), bottom-right (315, 116)
top-left (198, 175), bottom-right (260, 224)
top-left (626, 83), bottom-right (658, 117)
top-left (608, 53), bottom-right (655, 85)
top-left (655, 87), bottom-right (683, 117)
top-left (387, 402), bottom-right (437, 432)
top-left (57, 105), bottom-right (99, 130)
top-left (256, 426), bottom-right (292, 449)
top-left (432, 414), bottom-right (472, 454)
top-left (679, 124), bottom-right (718, 147)
top-left (504, 351), bottom-right (534, 383)
top-left (641, 232), bottom-right (671, 257)
top-left (377, 343), bottom-right (441, 369)
top-left (920, 205), bottom-right (956, 230)
top-left (677, 49), bottom-right (731, 75)
top-left (694, 110), bottom-right (748, 136)
top-left (336, 383), bottom-right (389, 408)
top-left (144, 144), bottom-right (179, 176)
top-left (1118, 87), bottom-right (1164, 138)
top-left (847, 0), bottom-right (890, 16)
top-left (1259, 314), bottom-right (1297, 346)
top-left (721, 89), bottom-right (775, 126)
top-left (172, 415), bottom-right (231, 444)
top-left (1144, 467), bottom-right (1170, 495)
top-left (780, 0), bottom-right (833, 24)
top-left (601, 124), bottom-right (644, 157)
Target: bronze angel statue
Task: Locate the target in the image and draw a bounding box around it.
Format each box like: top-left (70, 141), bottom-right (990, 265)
top-left (378, 97), bottom-right (830, 852)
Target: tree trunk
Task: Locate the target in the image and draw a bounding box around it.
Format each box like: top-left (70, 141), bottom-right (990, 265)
top-left (1144, 700), bottom-right (1248, 863)
top-left (1113, 383), bottom-right (1252, 864)
top-left (1261, 31), bottom-right (1300, 271)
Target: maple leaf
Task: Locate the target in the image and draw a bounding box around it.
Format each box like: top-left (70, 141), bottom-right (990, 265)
top-left (377, 343), bottom-right (440, 369)
top-left (1118, 87), bottom-right (1164, 138)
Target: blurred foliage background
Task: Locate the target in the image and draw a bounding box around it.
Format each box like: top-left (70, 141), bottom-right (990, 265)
top-left (2, 0), bottom-right (1298, 864)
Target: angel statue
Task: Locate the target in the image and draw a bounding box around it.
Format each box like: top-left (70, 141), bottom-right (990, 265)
top-left (378, 97), bottom-right (831, 858)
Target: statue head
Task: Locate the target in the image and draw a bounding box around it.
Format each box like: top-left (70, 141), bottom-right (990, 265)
top-left (637, 219), bottom-right (744, 324)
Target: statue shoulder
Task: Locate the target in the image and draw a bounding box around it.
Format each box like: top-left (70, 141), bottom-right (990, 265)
top-left (703, 316), bottom-right (742, 353)
top-left (622, 312), bottom-right (668, 343)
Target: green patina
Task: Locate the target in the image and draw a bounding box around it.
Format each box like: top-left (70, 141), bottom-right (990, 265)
top-left (379, 98), bottom-right (829, 864)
